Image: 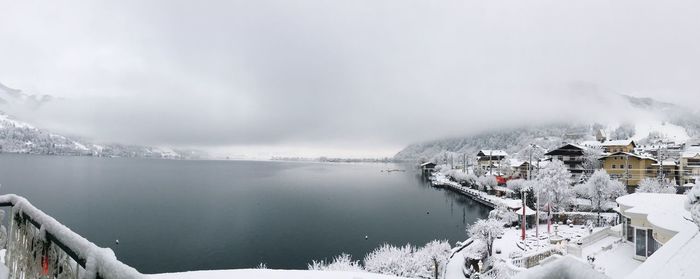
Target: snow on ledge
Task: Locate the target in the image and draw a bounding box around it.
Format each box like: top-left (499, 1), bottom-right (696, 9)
top-left (148, 269), bottom-right (408, 279)
top-left (0, 194), bottom-right (145, 279)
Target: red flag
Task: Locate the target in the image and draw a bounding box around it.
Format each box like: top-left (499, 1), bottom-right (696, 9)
top-left (547, 203), bottom-right (551, 234)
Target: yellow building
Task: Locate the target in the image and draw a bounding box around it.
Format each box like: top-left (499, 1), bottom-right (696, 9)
top-left (601, 152), bottom-right (657, 189)
top-left (601, 139), bottom-right (636, 153)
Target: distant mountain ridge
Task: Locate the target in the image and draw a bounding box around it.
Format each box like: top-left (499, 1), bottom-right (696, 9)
top-left (0, 82), bottom-right (54, 109)
top-left (0, 82), bottom-right (205, 159)
top-left (394, 95), bottom-right (700, 162)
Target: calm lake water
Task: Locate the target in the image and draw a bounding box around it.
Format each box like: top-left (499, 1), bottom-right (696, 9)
top-left (0, 154), bottom-right (490, 274)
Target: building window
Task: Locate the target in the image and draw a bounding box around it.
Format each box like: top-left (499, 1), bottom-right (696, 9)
top-left (636, 228), bottom-right (647, 257)
top-left (647, 229), bottom-right (657, 256)
top-left (612, 165), bottom-right (617, 169)
top-left (629, 165), bottom-right (633, 169)
top-left (620, 164), bottom-right (625, 169)
top-left (626, 218), bottom-right (633, 242)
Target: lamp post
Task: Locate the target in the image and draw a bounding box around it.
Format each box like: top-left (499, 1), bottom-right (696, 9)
top-left (521, 190), bottom-right (527, 241)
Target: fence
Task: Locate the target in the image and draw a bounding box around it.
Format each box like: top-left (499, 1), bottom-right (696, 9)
top-left (0, 194), bottom-right (144, 279)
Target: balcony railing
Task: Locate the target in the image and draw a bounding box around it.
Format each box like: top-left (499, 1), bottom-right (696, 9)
top-left (0, 194), bottom-right (144, 279)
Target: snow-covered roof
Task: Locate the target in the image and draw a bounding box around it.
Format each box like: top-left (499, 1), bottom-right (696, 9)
top-left (509, 159), bottom-right (524, 167)
top-left (477, 150), bottom-right (508, 156)
top-left (420, 162), bottom-right (436, 167)
top-left (601, 139), bottom-right (635, 147)
top-left (681, 148), bottom-right (700, 158)
top-left (651, 160), bottom-right (677, 166)
top-left (619, 193), bottom-right (700, 279)
top-left (579, 140), bottom-right (602, 147)
top-left (514, 205), bottom-right (537, 216)
top-left (600, 152), bottom-right (657, 162)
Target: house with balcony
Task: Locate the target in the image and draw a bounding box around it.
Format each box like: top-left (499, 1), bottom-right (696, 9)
top-left (543, 143), bottom-right (586, 175)
top-left (476, 150), bottom-right (508, 174)
top-left (600, 152), bottom-right (657, 190)
top-left (601, 139), bottom-right (636, 153)
top-left (680, 148), bottom-right (700, 186)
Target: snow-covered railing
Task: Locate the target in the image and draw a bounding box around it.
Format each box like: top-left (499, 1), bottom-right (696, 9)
top-left (511, 247), bottom-right (565, 269)
top-left (0, 194), bottom-right (145, 279)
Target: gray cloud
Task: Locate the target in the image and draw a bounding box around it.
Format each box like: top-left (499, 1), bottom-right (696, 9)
top-left (1, 0), bottom-right (699, 156)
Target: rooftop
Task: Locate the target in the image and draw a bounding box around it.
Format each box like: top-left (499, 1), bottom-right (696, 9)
top-left (478, 150), bottom-right (508, 157)
top-left (601, 140), bottom-right (635, 147)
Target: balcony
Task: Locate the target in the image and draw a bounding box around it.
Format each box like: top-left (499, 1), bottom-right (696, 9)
top-left (0, 194), bottom-right (144, 279)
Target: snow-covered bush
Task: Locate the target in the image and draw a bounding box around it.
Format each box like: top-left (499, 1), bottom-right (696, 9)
top-left (362, 241), bottom-right (453, 279)
top-left (308, 253), bottom-right (363, 272)
top-left (685, 182), bottom-right (700, 230)
top-left (467, 218), bottom-right (504, 257)
top-left (363, 244), bottom-right (422, 277)
top-left (637, 178), bottom-right (676, 194)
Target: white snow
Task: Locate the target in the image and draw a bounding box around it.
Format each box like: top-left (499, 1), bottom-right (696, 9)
top-left (632, 121), bottom-right (690, 144)
top-left (513, 255), bottom-right (607, 279)
top-left (148, 269), bottom-right (407, 279)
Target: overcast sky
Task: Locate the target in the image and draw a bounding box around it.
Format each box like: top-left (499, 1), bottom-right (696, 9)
top-left (1, 0), bottom-right (699, 158)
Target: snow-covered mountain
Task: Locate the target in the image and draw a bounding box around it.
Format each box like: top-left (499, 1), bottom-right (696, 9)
top-left (0, 82), bottom-right (205, 159)
top-left (394, 95), bottom-right (700, 162)
top-left (0, 113), bottom-right (204, 158)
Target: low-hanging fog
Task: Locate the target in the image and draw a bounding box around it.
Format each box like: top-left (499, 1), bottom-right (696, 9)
top-left (1, 0), bottom-right (699, 157)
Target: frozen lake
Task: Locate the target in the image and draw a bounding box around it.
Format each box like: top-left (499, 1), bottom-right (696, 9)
top-left (0, 154), bottom-right (489, 274)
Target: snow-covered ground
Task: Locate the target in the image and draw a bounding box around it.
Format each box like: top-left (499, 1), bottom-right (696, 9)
top-left (584, 241), bottom-right (640, 279)
top-left (148, 269), bottom-right (406, 279)
top-left (492, 224), bottom-right (604, 262)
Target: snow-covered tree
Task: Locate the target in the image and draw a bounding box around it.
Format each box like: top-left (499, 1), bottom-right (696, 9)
top-left (415, 240), bottom-right (452, 279)
top-left (685, 182), bottom-right (700, 230)
top-left (637, 178), bottom-right (676, 194)
top-left (488, 202), bottom-right (518, 225)
top-left (611, 123), bottom-right (635, 140)
top-left (573, 183), bottom-right (588, 198)
top-left (580, 170), bottom-right (627, 225)
top-left (478, 175), bottom-right (498, 191)
top-left (497, 156), bottom-right (513, 177)
top-left (445, 170), bottom-right (477, 186)
top-left (466, 218), bottom-right (504, 257)
top-left (516, 144), bottom-right (546, 165)
top-left (308, 253), bottom-right (363, 272)
top-left (363, 244), bottom-right (421, 277)
top-left (533, 160), bottom-right (574, 216)
top-left (506, 179), bottom-right (526, 193)
top-left (463, 239), bottom-right (488, 262)
top-left (582, 146), bottom-right (604, 173)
